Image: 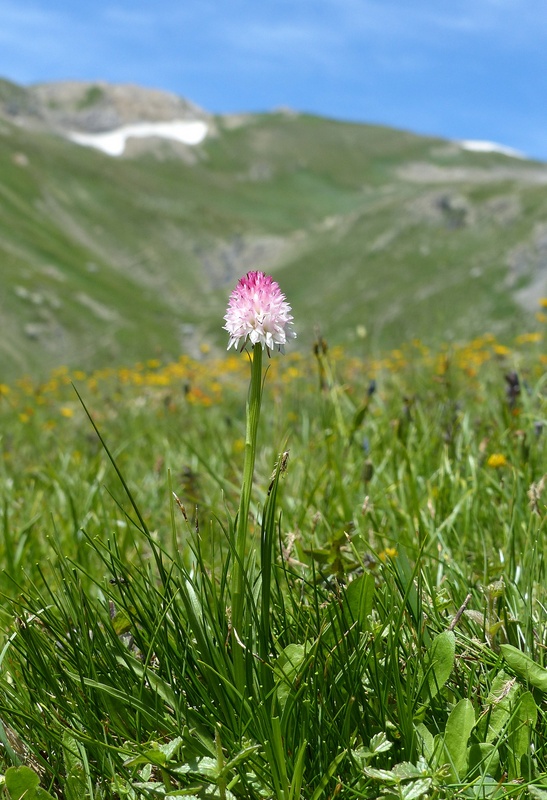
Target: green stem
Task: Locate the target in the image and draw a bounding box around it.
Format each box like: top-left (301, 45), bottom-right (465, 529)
top-left (231, 344), bottom-right (263, 690)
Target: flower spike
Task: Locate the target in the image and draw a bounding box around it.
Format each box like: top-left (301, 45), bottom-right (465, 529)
top-left (224, 271), bottom-right (296, 353)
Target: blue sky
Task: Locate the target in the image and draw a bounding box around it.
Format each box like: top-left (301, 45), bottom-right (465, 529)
top-left (1, 0), bottom-right (547, 160)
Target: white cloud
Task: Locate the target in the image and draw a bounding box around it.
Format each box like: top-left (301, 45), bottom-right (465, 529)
top-left (0, 2), bottom-right (62, 48)
top-left (0, 0), bottom-right (92, 80)
top-left (101, 7), bottom-right (155, 27)
top-left (219, 20), bottom-right (343, 69)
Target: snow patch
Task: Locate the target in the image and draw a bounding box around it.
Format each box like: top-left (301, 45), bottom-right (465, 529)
top-left (458, 140), bottom-right (526, 159)
top-left (67, 120), bottom-right (208, 156)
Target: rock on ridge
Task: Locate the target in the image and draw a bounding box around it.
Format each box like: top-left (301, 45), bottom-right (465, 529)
top-left (0, 78), bottom-right (209, 133)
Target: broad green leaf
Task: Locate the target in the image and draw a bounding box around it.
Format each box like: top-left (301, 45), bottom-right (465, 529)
top-left (443, 698), bottom-right (475, 781)
top-left (485, 670), bottom-right (516, 705)
top-left (508, 690), bottom-right (538, 779)
top-left (195, 756), bottom-right (218, 776)
top-left (414, 723), bottom-right (435, 762)
top-left (421, 630), bottom-right (455, 702)
top-left (128, 736), bottom-right (183, 768)
top-left (369, 732), bottom-right (392, 755)
top-left (392, 761), bottom-right (422, 779)
top-left (142, 749), bottom-right (167, 767)
top-left (5, 766), bottom-right (55, 800)
top-left (128, 737), bottom-right (215, 777)
top-left (281, 643), bottom-right (308, 663)
top-left (275, 643), bottom-right (309, 710)
top-left (501, 644), bottom-right (547, 691)
top-left (468, 742), bottom-right (500, 780)
top-left (484, 673), bottom-right (519, 743)
top-left (344, 573), bottom-right (375, 630)
top-left (111, 612), bottom-right (132, 636)
top-left (159, 737), bottom-right (183, 761)
top-left (166, 795), bottom-right (200, 799)
top-left (363, 766), bottom-right (397, 783)
top-left (400, 779), bottom-right (433, 800)
top-left (5, 766), bottom-right (40, 798)
top-left (170, 764), bottom-right (191, 776)
top-left (464, 775), bottom-right (505, 798)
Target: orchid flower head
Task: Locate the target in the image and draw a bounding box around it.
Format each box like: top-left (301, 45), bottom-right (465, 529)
top-left (224, 270), bottom-right (296, 353)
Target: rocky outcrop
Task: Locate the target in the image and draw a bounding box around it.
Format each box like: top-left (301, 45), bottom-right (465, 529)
top-left (0, 79), bottom-right (209, 133)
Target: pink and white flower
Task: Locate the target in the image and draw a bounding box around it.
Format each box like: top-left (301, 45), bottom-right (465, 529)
top-left (224, 271), bottom-right (296, 353)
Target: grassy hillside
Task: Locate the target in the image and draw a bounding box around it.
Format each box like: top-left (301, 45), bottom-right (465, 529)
top-left (2, 88), bottom-right (547, 380)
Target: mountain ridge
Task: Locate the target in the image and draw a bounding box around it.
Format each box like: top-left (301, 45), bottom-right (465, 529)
top-left (0, 78), bottom-right (209, 132)
top-left (1, 78), bottom-right (546, 381)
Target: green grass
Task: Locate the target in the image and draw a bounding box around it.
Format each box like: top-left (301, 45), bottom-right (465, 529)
top-left (0, 328), bottom-right (545, 798)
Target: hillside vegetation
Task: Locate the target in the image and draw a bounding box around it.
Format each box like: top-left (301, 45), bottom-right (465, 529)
top-left (1, 79), bottom-right (547, 381)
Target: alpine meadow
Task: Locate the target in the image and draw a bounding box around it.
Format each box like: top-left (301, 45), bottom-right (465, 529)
top-left (0, 79), bottom-right (546, 799)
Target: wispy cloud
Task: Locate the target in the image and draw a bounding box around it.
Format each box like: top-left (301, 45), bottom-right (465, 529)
top-left (310, 0), bottom-right (547, 47)
top-left (218, 19), bottom-right (343, 71)
top-left (101, 7), bottom-right (157, 28)
top-left (0, 1), bottom-right (98, 79)
top-left (0, 2), bottom-right (64, 46)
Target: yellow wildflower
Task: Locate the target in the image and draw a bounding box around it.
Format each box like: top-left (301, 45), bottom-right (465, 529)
top-left (515, 332), bottom-right (542, 344)
top-left (60, 406), bottom-right (74, 418)
top-left (487, 453), bottom-right (508, 468)
top-left (379, 547), bottom-right (398, 562)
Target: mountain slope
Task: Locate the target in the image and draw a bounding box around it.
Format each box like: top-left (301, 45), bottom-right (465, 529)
top-left (1, 79), bottom-right (546, 380)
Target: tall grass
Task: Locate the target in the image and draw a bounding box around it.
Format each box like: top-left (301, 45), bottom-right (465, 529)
top-left (0, 332), bottom-right (545, 798)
